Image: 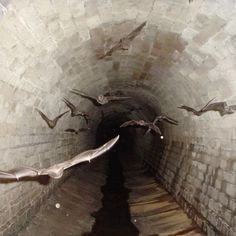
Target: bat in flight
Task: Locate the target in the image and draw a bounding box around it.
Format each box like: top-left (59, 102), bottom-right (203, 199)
top-left (178, 98), bottom-right (236, 116)
top-left (63, 98), bottom-right (90, 124)
top-left (64, 127), bottom-right (91, 134)
top-left (70, 89), bottom-right (131, 106)
top-left (120, 114), bottom-right (178, 136)
top-left (64, 128), bottom-right (79, 134)
top-left (120, 119), bottom-right (162, 135)
top-left (98, 21), bottom-right (146, 59)
top-left (36, 109), bottom-right (68, 129)
top-left (0, 135), bottom-right (119, 180)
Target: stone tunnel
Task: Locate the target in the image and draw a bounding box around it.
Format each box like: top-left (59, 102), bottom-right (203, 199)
top-left (0, 0), bottom-right (236, 235)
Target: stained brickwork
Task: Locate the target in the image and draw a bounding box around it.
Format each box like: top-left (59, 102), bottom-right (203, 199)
top-left (0, 0), bottom-right (236, 235)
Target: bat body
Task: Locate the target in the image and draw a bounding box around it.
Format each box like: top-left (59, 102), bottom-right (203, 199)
top-left (71, 89), bottom-right (131, 106)
top-left (0, 136), bottom-right (119, 180)
top-left (63, 98), bottom-right (89, 124)
top-left (36, 109), bottom-right (68, 129)
top-left (65, 127), bottom-right (91, 134)
top-left (120, 120), bottom-right (162, 135)
top-left (178, 98), bottom-right (236, 116)
top-left (98, 21), bottom-right (146, 59)
top-left (64, 128), bottom-right (79, 134)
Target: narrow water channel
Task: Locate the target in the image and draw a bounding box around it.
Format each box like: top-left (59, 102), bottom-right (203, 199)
top-left (83, 151), bottom-right (139, 236)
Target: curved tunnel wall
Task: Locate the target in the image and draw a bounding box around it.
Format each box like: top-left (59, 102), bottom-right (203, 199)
top-left (0, 0), bottom-right (236, 235)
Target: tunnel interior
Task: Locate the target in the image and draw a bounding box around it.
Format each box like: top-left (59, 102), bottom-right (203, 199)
top-left (0, 0), bottom-right (236, 235)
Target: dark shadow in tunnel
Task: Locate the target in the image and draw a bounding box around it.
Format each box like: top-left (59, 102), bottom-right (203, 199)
top-left (83, 113), bottom-right (139, 236)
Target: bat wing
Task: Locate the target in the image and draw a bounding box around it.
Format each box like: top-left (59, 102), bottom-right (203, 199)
top-left (36, 109), bottom-right (55, 128)
top-left (120, 120), bottom-right (139, 127)
top-left (40, 135), bottom-right (119, 179)
top-left (36, 109), bottom-right (51, 123)
top-left (178, 105), bottom-right (197, 113)
top-left (203, 101), bottom-right (227, 112)
top-left (63, 98), bottom-right (76, 113)
top-left (57, 111), bottom-right (69, 119)
top-left (65, 128), bottom-right (76, 133)
top-left (98, 45), bottom-right (117, 59)
top-left (53, 111), bottom-right (69, 126)
top-left (0, 137), bottom-right (120, 180)
top-left (0, 167), bottom-right (39, 180)
top-left (107, 96), bottom-right (131, 102)
top-left (150, 124), bottom-right (162, 135)
top-left (156, 115), bottom-right (178, 125)
top-left (126, 21), bottom-right (146, 41)
top-left (201, 98), bottom-right (216, 111)
top-left (69, 135), bottom-right (119, 166)
top-left (70, 89), bottom-right (98, 102)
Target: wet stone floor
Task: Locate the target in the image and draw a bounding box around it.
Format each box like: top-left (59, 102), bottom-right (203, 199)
top-left (18, 152), bottom-right (204, 236)
top-left (83, 152), bottom-right (139, 236)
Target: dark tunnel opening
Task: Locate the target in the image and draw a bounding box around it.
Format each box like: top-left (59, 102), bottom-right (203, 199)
top-left (83, 112), bottom-right (140, 236)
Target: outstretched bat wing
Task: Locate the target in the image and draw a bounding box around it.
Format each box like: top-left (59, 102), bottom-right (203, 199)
top-left (155, 115), bottom-right (178, 125)
top-left (67, 135), bottom-right (119, 167)
top-left (70, 90), bottom-right (99, 106)
top-left (120, 120), bottom-right (140, 127)
top-left (56, 111), bottom-right (69, 120)
top-left (0, 136), bottom-right (119, 180)
top-left (178, 105), bottom-right (197, 113)
top-left (126, 22), bottom-right (147, 41)
top-left (203, 101), bottom-right (227, 112)
top-left (63, 98), bottom-right (76, 111)
top-left (200, 98), bottom-right (215, 111)
top-left (36, 109), bottom-right (49, 122)
top-left (150, 125), bottom-right (162, 135)
top-left (0, 167), bottom-right (39, 180)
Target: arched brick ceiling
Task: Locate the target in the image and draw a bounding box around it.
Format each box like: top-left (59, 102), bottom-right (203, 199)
top-left (0, 0), bottom-right (236, 154)
top-left (1, 1), bottom-right (236, 235)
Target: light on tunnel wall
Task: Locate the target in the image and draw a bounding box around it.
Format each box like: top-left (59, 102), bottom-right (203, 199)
top-left (160, 135), bottom-right (164, 139)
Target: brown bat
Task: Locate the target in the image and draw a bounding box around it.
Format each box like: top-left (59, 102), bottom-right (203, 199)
top-left (178, 98), bottom-right (236, 116)
top-left (70, 89), bottom-right (131, 106)
top-left (120, 119), bottom-right (162, 135)
top-left (64, 128), bottom-right (79, 134)
top-left (36, 109), bottom-right (68, 129)
top-left (98, 21), bottom-right (146, 59)
top-left (63, 98), bottom-right (90, 124)
top-left (0, 135), bottom-right (119, 180)
top-left (64, 127), bottom-right (91, 134)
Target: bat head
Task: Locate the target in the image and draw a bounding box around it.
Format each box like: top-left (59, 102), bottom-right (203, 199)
top-left (139, 120), bottom-right (145, 125)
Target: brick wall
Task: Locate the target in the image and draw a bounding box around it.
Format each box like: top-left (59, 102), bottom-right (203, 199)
top-left (1, 0), bottom-right (236, 235)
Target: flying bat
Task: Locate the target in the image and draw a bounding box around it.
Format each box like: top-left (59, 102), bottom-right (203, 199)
top-left (64, 128), bottom-right (79, 134)
top-left (64, 127), bottom-right (91, 134)
top-left (178, 98), bottom-right (236, 116)
top-left (63, 98), bottom-right (90, 123)
top-left (36, 109), bottom-right (68, 129)
top-left (98, 21), bottom-right (146, 59)
top-left (0, 135), bottom-right (119, 180)
top-left (70, 89), bottom-right (131, 106)
top-left (120, 119), bottom-right (162, 135)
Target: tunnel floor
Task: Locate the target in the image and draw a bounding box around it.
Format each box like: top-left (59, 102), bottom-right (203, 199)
top-left (83, 151), bottom-right (139, 236)
top-left (18, 153), bottom-right (205, 236)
